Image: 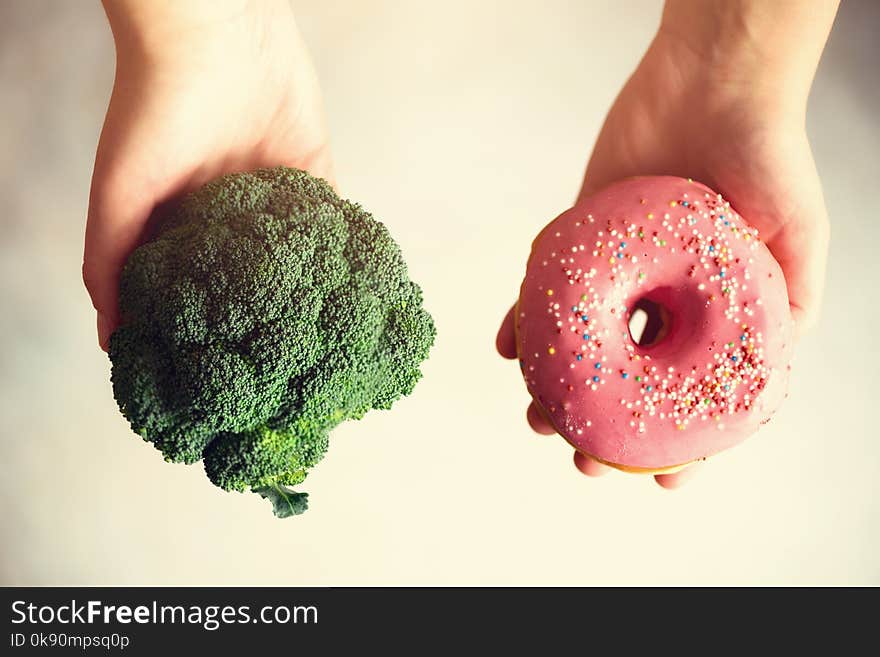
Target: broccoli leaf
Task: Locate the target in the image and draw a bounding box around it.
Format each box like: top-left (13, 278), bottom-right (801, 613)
top-left (256, 485), bottom-right (309, 518)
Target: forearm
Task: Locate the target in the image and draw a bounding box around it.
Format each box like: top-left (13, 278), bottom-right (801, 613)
top-left (658, 0), bottom-right (839, 107)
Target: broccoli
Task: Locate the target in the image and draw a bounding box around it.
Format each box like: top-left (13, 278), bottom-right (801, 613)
top-left (108, 167), bottom-right (435, 517)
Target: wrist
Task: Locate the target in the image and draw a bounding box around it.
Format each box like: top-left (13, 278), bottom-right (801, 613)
top-left (102, 0), bottom-right (295, 65)
top-left (656, 0), bottom-right (837, 112)
top-left (648, 27), bottom-right (809, 121)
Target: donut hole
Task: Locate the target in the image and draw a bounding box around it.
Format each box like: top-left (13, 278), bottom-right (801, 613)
top-left (628, 298), bottom-right (670, 347)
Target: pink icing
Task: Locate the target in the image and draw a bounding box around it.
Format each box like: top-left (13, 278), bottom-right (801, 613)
top-left (516, 177), bottom-right (794, 469)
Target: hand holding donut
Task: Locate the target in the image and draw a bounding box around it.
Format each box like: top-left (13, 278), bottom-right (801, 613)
top-left (497, 0), bottom-right (837, 488)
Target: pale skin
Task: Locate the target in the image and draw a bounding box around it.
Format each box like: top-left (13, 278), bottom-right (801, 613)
top-left (84, 0), bottom-right (333, 350)
top-left (497, 0), bottom-right (839, 488)
top-left (86, 1), bottom-right (838, 488)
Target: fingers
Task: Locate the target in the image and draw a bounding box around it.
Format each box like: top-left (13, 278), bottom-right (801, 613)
top-left (523, 388), bottom-right (699, 486)
top-left (526, 401), bottom-right (556, 435)
top-left (572, 450), bottom-right (703, 487)
top-left (495, 303), bottom-right (518, 359)
top-left (573, 451), bottom-right (611, 477)
top-left (654, 461), bottom-right (703, 489)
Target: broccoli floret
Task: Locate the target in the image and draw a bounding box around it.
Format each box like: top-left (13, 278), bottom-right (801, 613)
top-left (108, 167), bottom-right (435, 517)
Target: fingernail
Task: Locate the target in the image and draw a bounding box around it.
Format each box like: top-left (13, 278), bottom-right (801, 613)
top-left (97, 312), bottom-right (111, 352)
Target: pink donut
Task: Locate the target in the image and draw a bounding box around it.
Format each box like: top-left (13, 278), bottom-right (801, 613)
top-left (516, 176), bottom-right (794, 472)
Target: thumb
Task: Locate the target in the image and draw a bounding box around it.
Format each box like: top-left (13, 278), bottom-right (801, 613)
top-left (714, 138), bottom-right (830, 338)
top-left (83, 167), bottom-right (159, 351)
top-left (761, 155), bottom-right (829, 337)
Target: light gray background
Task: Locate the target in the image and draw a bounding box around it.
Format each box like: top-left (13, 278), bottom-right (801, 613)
top-left (1, 0), bottom-right (877, 585)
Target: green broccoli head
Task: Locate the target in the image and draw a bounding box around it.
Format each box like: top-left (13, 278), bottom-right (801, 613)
top-left (108, 167), bottom-right (435, 517)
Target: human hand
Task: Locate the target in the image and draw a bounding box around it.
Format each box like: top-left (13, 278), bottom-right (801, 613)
top-left (497, 0), bottom-right (836, 488)
top-left (84, 0), bottom-right (333, 350)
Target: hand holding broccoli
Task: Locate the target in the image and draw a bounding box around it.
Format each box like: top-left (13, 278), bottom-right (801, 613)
top-left (84, 0), bottom-right (333, 350)
top-left (86, 3), bottom-right (436, 517)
